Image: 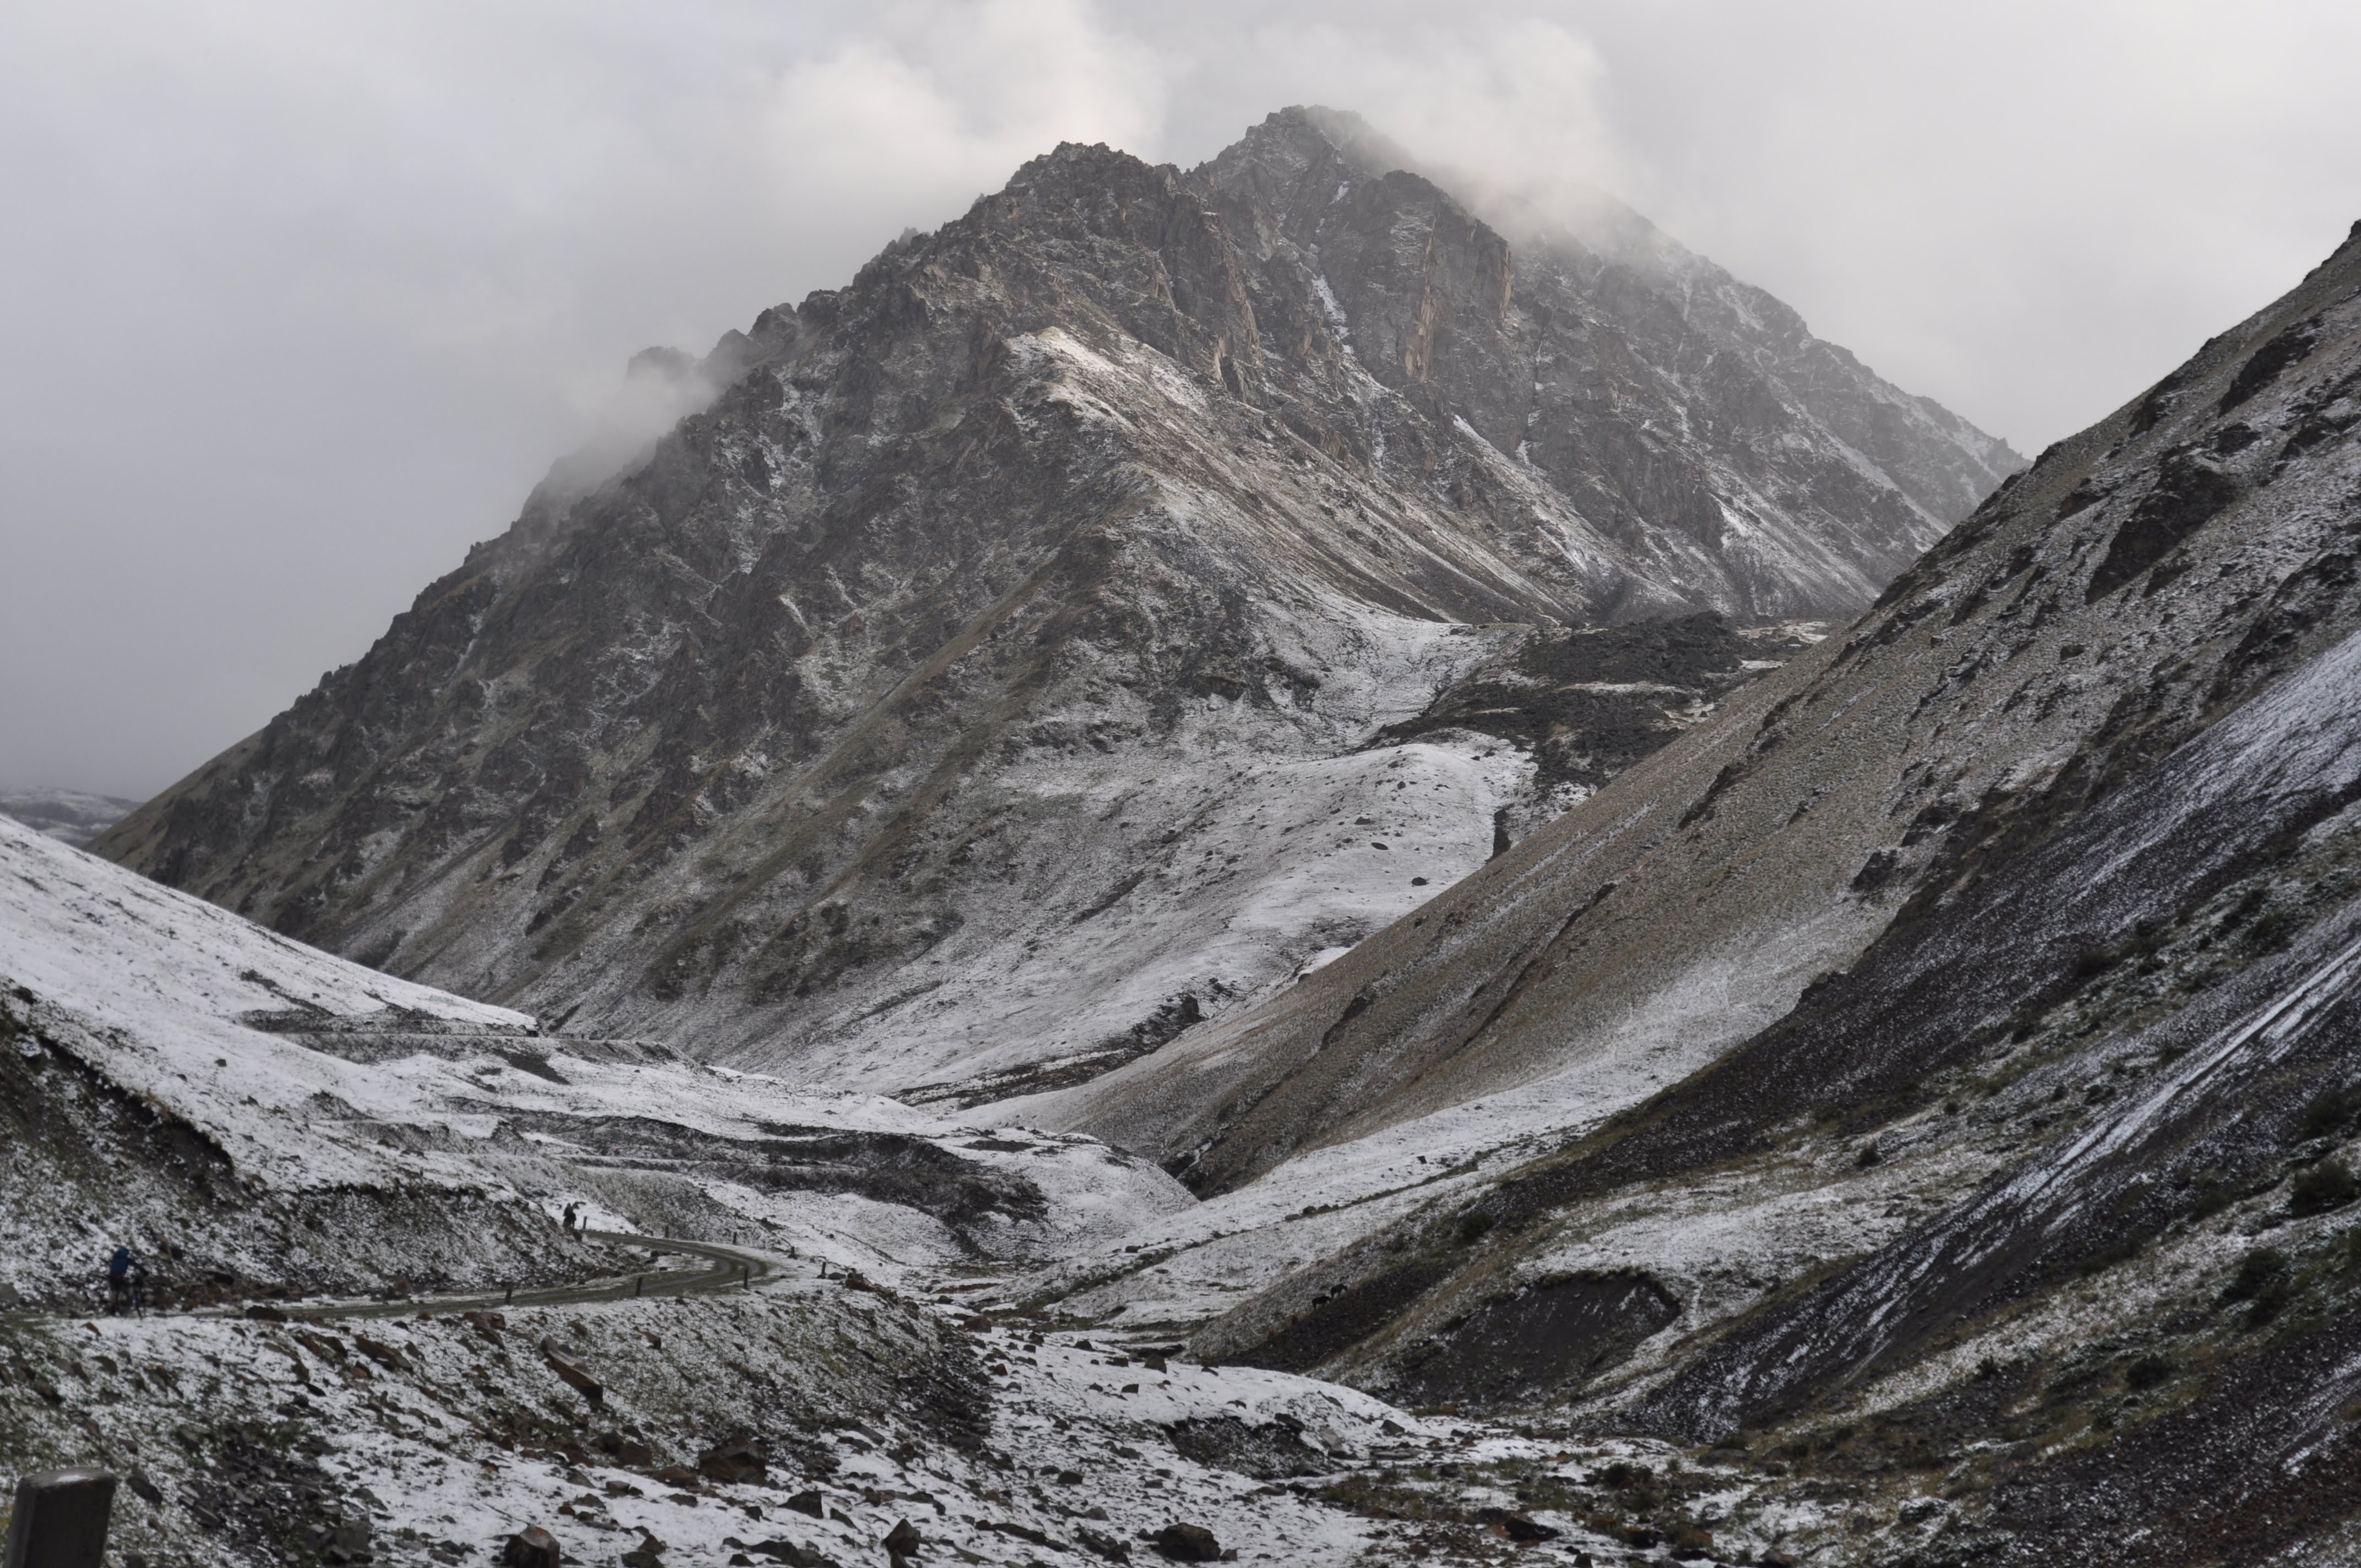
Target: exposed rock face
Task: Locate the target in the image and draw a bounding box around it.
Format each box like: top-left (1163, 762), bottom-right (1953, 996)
top-left (1042, 216), bottom-right (2361, 1199)
top-left (97, 108), bottom-right (2015, 1099)
top-left (1039, 216), bottom-right (2361, 1562)
top-left (1369, 612), bottom-right (1825, 842)
top-left (1204, 108), bottom-right (2013, 605)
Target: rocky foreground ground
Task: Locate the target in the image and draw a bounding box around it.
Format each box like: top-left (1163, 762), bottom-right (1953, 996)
top-left (1, 1262), bottom-right (1902, 1568)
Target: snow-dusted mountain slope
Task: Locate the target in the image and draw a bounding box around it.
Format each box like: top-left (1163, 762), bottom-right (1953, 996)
top-left (0, 813), bottom-right (1185, 1312)
top-left (95, 107), bottom-right (2015, 1102)
top-left (1178, 623), bottom-right (2361, 1568)
top-left (998, 217), bottom-right (2361, 1566)
top-left (7, 1275), bottom-right (1830, 1568)
top-left (2, 813), bottom-right (1864, 1568)
top-left (1043, 215), bottom-right (2361, 1199)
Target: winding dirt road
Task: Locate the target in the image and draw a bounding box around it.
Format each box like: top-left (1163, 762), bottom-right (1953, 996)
top-left (252, 1231), bottom-right (792, 1324)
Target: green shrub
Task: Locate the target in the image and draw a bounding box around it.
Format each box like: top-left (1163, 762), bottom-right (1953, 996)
top-left (2245, 907), bottom-right (2302, 955)
top-left (2291, 1160), bottom-right (2359, 1216)
top-left (2299, 1089), bottom-right (2359, 1141)
top-left (2221, 1246), bottom-right (2294, 1327)
top-left (2220, 1248), bottom-right (2288, 1303)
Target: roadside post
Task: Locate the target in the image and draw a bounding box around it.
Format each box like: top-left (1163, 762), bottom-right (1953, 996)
top-left (3, 1469), bottom-right (118, 1568)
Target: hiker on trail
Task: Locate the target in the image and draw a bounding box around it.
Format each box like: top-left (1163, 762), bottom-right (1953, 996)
top-left (563, 1202), bottom-right (579, 1234)
top-left (105, 1245), bottom-right (143, 1315)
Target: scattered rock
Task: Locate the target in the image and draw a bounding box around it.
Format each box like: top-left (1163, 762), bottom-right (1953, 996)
top-left (698, 1433), bottom-right (769, 1484)
top-left (1078, 1525), bottom-right (1131, 1562)
top-left (1151, 1522), bottom-right (1222, 1561)
top-left (351, 1332), bottom-right (407, 1370)
top-left (500, 1527), bottom-right (562, 1568)
top-left (595, 1431), bottom-right (654, 1467)
top-left (744, 1540), bottom-right (836, 1567)
top-left (1476, 1508), bottom-right (1558, 1542)
top-left (328, 1516), bottom-right (374, 1563)
top-left (785, 1490), bottom-right (825, 1519)
top-left (883, 1518), bottom-right (922, 1565)
top-left (1166, 1417), bottom-right (1329, 1479)
top-left (538, 1339), bottom-right (604, 1406)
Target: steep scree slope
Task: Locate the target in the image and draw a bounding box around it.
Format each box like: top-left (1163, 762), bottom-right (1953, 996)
top-left (97, 108), bottom-right (2015, 1102)
top-left (1020, 217), bottom-right (2361, 1565)
top-left (1040, 216), bottom-right (2361, 1199)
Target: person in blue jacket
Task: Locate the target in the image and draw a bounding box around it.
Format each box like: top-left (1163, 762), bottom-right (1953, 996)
top-left (105, 1245), bottom-right (144, 1314)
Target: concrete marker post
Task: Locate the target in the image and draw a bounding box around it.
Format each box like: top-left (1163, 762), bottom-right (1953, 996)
top-left (3, 1469), bottom-right (118, 1568)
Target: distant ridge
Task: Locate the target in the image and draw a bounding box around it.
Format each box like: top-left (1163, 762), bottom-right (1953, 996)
top-left (1, 786), bottom-right (140, 847)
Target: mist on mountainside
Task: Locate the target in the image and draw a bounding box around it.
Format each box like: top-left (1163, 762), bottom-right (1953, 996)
top-left (95, 107), bottom-right (2019, 1120)
top-left (6, 52), bottom-right (2361, 1567)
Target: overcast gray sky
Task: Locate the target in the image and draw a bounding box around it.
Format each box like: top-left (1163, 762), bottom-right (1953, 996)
top-left (7, 0), bottom-right (2360, 799)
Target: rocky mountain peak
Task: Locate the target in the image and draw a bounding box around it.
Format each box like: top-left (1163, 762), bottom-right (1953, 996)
top-left (99, 109), bottom-right (2019, 1104)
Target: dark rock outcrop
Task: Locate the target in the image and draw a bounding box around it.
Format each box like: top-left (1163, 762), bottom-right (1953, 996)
top-left (501, 1528), bottom-right (562, 1568)
top-left (1150, 1522), bottom-right (1223, 1562)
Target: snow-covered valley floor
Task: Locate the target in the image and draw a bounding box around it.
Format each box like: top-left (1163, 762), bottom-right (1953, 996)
top-left (1, 785), bottom-right (1875, 1566)
top-left (2, 1272), bottom-right (1843, 1568)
